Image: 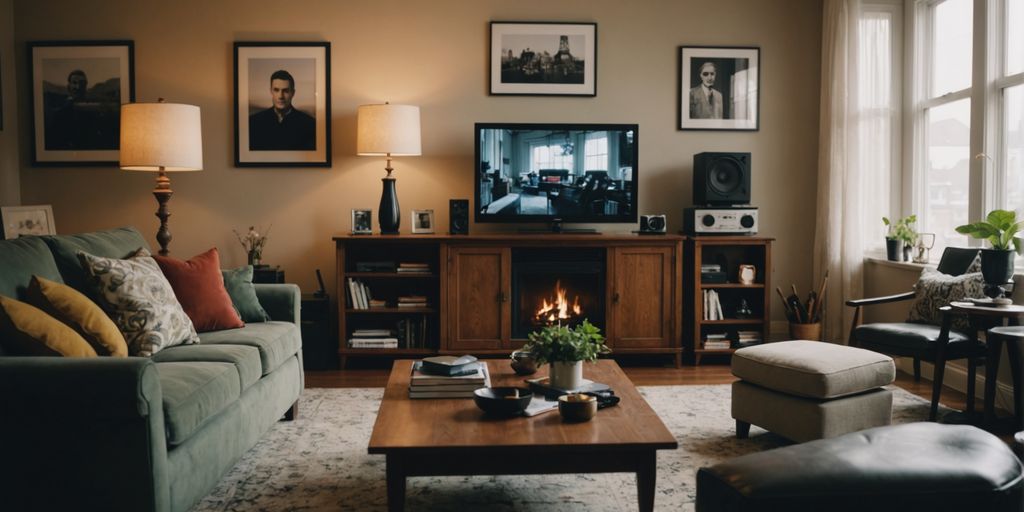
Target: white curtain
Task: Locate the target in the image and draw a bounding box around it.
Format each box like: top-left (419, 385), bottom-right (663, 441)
top-left (814, 0), bottom-right (865, 343)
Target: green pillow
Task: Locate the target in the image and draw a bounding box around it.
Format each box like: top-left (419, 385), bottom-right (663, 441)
top-left (222, 266), bottom-right (271, 323)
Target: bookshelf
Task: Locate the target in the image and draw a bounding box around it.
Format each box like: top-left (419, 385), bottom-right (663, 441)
top-left (684, 236), bottom-right (774, 365)
top-left (335, 235), bottom-right (443, 368)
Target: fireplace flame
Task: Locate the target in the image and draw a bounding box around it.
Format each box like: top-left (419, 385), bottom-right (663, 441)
top-left (535, 280), bottom-right (583, 324)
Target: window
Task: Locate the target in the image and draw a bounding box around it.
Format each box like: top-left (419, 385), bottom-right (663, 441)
top-left (530, 143), bottom-right (573, 172)
top-left (999, 1), bottom-right (1024, 213)
top-left (583, 133), bottom-right (608, 171)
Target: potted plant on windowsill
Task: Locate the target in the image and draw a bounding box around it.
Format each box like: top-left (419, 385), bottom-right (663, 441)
top-left (956, 209), bottom-right (1023, 299)
top-left (883, 215), bottom-right (918, 262)
top-left (524, 320), bottom-right (610, 390)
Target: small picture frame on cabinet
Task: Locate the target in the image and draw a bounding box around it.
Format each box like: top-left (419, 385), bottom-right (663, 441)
top-left (351, 209), bottom-right (372, 235)
top-left (411, 209), bottom-right (434, 234)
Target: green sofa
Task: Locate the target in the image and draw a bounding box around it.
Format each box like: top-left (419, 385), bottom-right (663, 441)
top-left (0, 227), bottom-right (303, 512)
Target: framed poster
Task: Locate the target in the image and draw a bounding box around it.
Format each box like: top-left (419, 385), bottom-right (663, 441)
top-left (29, 40), bottom-right (134, 165)
top-left (490, 22), bottom-right (596, 96)
top-left (679, 46), bottom-right (760, 131)
top-left (234, 42), bottom-right (331, 167)
top-left (0, 205), bottom-right (56, 239)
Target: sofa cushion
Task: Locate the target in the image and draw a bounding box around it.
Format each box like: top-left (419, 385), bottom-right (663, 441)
top-left (153, 248), bottom-right (244, 332)
top-left (198, 321), bottom-right (300, 375)
top-left (156, 361), bottom-right (241, 446)
top-left (41, 226), bottom-right (150, 299)
top-left (152, 343), bottom-right (262, 391)
top-left (732, 340), bottom-right (895, 399)
top-left (26, 275), bottom-right (128, 357)
top-left (0, 295), bottom-right (97, 357)
top-left (222, 266), bottom-right (271, 323)
top-left (0, 236), bottom-right (63, 300)
top-left (79, 248), bottom-right (200, 356)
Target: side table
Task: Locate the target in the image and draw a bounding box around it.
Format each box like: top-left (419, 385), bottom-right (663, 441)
top-left (253, 265), bottom-right (285, 284)
top-left (301, 293), bottom-right (334, 370)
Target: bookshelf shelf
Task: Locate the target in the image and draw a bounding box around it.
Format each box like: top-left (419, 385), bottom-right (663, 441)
top-left (700, 283), bottom-right (765, 289)
top-left (701, 319), bottom-right (764, 325)
top-left (345, 272), bottom-right (436, 279)
top-left (345, 308), bottom-right (437, 314)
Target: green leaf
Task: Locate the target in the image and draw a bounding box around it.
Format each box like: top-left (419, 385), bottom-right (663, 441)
top-left (1014, 237), bottom-right (1023, 255)
top-left (987, 210), bottom-right (1016, 230)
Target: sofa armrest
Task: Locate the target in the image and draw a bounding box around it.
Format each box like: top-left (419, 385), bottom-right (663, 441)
top-left (0, 357), bottom-right (170, 511)
top-left (255, 283), bottom-right (301, 325)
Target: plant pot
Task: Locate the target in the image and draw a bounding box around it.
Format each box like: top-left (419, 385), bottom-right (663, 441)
top-left (549, 360), bottom-right (583, 390)
top-left (789, 322), bottom-right (822, 341)
top-left (885, 238), bottom-right (902, 261)
top-left (980, 249), bottom-right (1015, 298)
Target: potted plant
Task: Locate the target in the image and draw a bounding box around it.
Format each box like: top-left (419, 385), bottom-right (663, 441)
top-left (883, 215), bottom-right (918, 262)
top-left (955, 209), bottom-right (1023, 298)
top-left (524, 320), bottom-right (610, 390)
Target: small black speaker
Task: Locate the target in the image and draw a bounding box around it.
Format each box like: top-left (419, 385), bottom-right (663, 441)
top-left (449, 199), bottom-right (469, 235)
top-left (693, 152), bottom-right (751, 206)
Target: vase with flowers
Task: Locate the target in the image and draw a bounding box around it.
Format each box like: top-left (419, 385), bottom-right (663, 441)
top-left (234, 225), bottom-right (271, 267)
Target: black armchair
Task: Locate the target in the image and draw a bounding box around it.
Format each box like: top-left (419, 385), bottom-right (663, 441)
top-left (846, 247), bottom-right (985, 421)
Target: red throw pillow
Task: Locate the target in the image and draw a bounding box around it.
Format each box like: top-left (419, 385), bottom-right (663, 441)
top-left (153, 248), bottom-right (244, 332)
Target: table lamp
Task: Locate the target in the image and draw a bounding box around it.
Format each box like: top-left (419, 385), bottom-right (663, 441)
top-left (120, 99), bottom-right (203, 255)
top-left (357, 103), bottom-right (421, 234)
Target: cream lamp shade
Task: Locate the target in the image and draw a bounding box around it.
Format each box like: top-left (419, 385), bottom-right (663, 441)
top-left (356, 104), bottom-right (421, 156)
top-left (120, 102), bottom-right (203, 171)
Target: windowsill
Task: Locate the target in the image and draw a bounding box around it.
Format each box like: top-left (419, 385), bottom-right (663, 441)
top-left (864, 252), bottom-right (936, 271)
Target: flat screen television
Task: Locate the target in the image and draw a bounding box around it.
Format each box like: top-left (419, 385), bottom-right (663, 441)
top-left (475, 123), bottom-right (638, 226)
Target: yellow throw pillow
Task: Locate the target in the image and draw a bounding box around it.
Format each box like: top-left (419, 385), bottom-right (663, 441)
top-left (0, 295), bottom-right (98, 357)
top-left (26, 275), bottom-right (128, 357)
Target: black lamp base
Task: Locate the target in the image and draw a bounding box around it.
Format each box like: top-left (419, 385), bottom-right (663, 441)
top-left (379, 177), bottom-right (400, 234)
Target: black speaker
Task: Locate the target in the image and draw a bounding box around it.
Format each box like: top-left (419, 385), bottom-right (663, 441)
top-left (693, 152), bottom-right (751, 206)
top-left (449, 199), bottom-right (469, 235)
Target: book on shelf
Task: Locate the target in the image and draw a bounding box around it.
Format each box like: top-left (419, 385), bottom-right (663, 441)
top-left (397, 295), bottom-right (428, 303)
top-left (397, 262), bottom-right (431, 274)
top-left (355, 261), bottom-right (396, 272)
top-left (700, 264), bottom-right (722, 272)
top-left (702, 290), bottom-right (724, 321)
top-left (349, 338), bottom-right (399, 348)
top-left (395, 317), bottom-right (429, 348)
top-left (347, 278), bottom-right (374, 310)
top-left (368, 299), bottom-right (388, 308)
top-left (352, 328), bottom-right (392, 337)
top-left (703, 333), bottom-right (730, 350)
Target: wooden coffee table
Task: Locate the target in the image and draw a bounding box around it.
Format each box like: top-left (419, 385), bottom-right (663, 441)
top-left (368, 359), bottom-right (678, 511)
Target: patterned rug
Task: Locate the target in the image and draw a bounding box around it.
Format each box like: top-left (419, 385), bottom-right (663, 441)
top-left (192, 385), bottom-right (946, 512)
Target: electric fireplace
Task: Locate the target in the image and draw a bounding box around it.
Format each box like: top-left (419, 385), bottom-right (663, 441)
top-left (511, 248), bottom-right (605, 339)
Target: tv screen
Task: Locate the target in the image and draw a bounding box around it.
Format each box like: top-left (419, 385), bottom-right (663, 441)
top-left (475, 123), bottom-right (638, 224)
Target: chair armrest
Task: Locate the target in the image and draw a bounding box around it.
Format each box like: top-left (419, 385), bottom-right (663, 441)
top-left (255, 283), bottom-right (301, 325)
top-left (0, 357), bottom-right (170, 511)
top-left (845, 291), bottom-right (916, 308)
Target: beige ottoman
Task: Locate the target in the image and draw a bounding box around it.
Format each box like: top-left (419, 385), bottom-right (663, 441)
top-left (731, 340), bottom-right (896, 442)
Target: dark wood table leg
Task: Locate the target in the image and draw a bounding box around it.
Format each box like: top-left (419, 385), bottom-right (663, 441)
top-left (985, 334), bottom-right (1004, 426)
top-left (386, 454), bottom-right (406, 512)
top-left (1007, 340), bottom-right (1023, 428)
top-left (636, 450), bottom-right (656, 512)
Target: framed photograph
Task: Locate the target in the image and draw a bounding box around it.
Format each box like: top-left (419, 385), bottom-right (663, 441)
top-left (490, 22), bottom-right (596, 96)
top-left (351, 209), bottom-right (373, 235)
top-left (29, 40), bottom-right (134, 165)
top-left (678, 46), bottom-right (760, 131)
top-left (234, 42), bottom-right (331, 167)
top-left (0, 205), bottom-right (56, 239)
top-left (411, 209), bottom-right (435, 234)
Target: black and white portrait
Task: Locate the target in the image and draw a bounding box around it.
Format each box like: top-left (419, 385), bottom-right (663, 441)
top-left (411, 209), bottom-right (434, 234)
top-left (490, 22), bottom-right (596, 96)
top-left (351, 209), bottom-right (372, 235)
top-left (30, 41), bottom-right (134, 165)
top-left (235, 42), bottom-right (331, 167)
top-left (679, 46), bottom-right (760, 131)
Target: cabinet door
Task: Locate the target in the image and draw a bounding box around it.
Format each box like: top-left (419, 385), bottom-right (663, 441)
top-left (611, 246), bottom-right (673, 348)
top-left (446, 247), bottom-right (510, 350)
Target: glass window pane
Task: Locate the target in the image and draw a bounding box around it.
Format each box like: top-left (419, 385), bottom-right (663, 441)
top-left (931, 0), bottom-right (973, 97)
top-left (1006, 84), bottom-right (1024, 212)
top-left (858, 11), bottom-right (894, 252)
top-left (925, 98), bottom-right (971, 255)
top-left (1008, 0), bottom-right (1024, 75)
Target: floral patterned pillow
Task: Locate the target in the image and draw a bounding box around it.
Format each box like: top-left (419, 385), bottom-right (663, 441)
top-left (78, 248), bottom-right (199, 356)
top-left (906, 266), bottom-right (985, 331)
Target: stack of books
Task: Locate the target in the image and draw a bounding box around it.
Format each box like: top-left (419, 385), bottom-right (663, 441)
top-left (348, 329), bottom-right (399, 348)
top-left (735, 330), bottom-right (763, 348)
top-left (409, 356), bottom-right (490, 399)
top-left (701, 263), bottom-right (727, 284)
top-left (347, 278), bottom-right (374, 309)
top-left (703, 333), bottom-right (731, 350)
top-left (397, 262), bottom-right (430, 274)
top-left (397, 295), bottom-right (429, 309)
top-left (702, 290), bottom-right (724, 320)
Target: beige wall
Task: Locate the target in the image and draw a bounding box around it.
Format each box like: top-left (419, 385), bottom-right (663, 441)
top-left (1, 0), bottom-right (18, 206)
top-left (12, 0), bottom-right (823, 323)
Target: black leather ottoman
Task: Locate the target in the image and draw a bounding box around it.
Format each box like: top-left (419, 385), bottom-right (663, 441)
top-left (697, 423), bottom-right (1024, 512)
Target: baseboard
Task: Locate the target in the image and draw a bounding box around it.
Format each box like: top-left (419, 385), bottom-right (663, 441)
top-left (895, 358), bottom-right (1015, 412)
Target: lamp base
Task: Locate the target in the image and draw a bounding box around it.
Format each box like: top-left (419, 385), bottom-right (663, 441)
top-left (379, 177), bottom-right (400, 235)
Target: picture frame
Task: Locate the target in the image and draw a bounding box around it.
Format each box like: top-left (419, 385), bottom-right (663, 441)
top-left (411, 209), bottom-right (435, 234)
top-left (0, 205), bottom-right (56, 239)
top-left (234, 42), bottom-right (331, 167)
top-left (351, 209), bottom-right (373, 235)
top-left (28, 40), bottom-right (135, 165)
top-left (490, 22), bottom-right (597, 96)
top-left (678, 46), bottom-right (760, 131)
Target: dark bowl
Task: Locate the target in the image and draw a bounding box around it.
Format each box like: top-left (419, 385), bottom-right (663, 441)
top-left (473, 387), bottom-right (533, 417)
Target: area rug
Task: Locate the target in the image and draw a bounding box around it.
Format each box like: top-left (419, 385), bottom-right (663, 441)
top-left (192, 385), bottom-right (947, 512)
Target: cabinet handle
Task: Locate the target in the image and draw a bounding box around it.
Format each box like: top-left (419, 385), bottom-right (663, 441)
top-left (499, 292), bottom-right (508, 303)
top-left (613, 292), bottom-right (620, 304)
